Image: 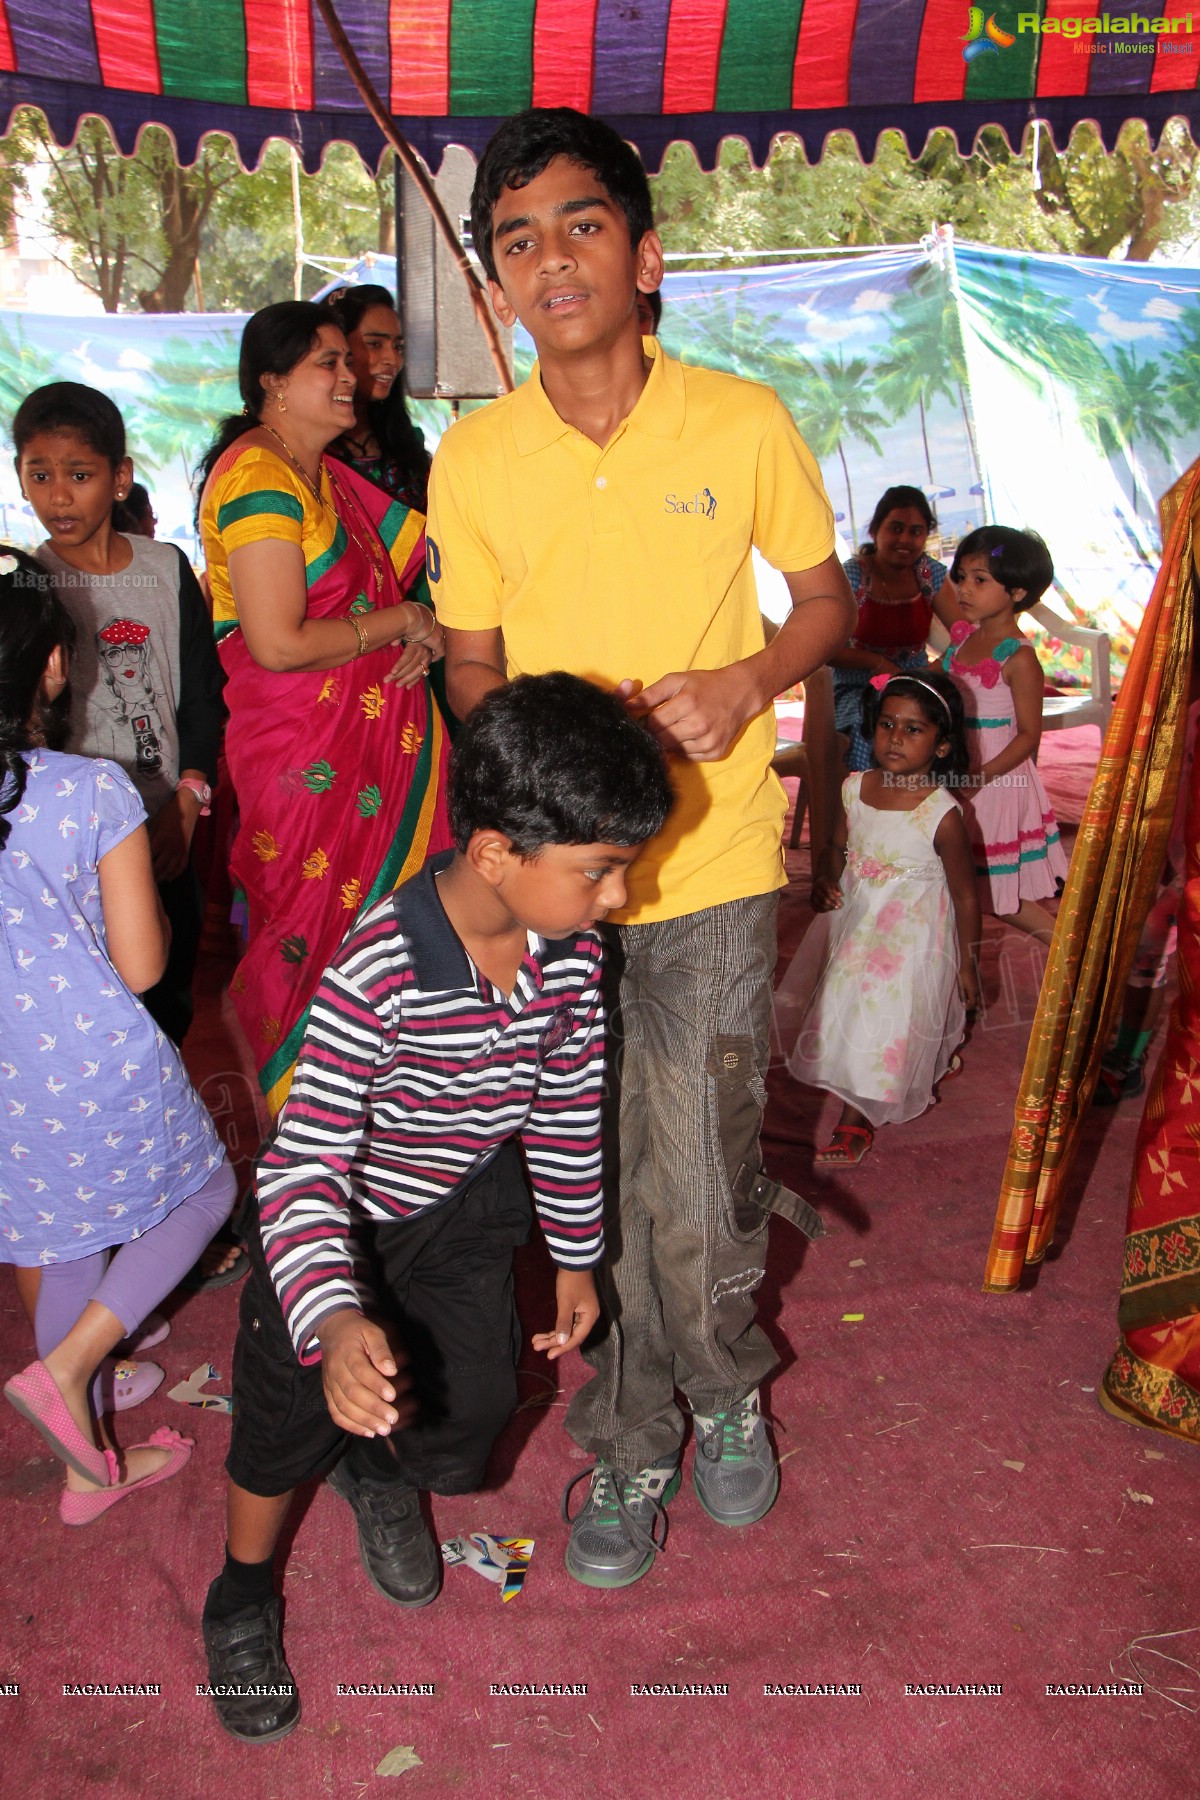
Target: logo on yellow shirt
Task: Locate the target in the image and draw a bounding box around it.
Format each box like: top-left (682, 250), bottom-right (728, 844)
top-left (665, 489), bottom-right (717, 520)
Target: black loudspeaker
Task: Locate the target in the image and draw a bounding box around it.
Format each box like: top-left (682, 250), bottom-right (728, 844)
top-left (396, 145), bottom-right (512, 400)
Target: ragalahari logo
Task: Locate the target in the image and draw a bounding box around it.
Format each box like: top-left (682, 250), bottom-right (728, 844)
top-left (962, 6), bottom-right (1016, 59)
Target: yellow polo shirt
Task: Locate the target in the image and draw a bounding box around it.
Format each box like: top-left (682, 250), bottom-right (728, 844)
top-left (426, 341), bottom-right (835, 924)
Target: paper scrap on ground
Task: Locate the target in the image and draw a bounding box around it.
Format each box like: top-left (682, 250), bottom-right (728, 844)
top-left (1125, 1489), bottom-right (1154, 1505)
top-left (167, 1361), bottom-right (233, 1413)
top-left (376, 1746), bottom-right (422, 1777)
top-left (1003, 1460), bottom-right (1025, 1472)
top-left (442, 1532), bottom-right (534, 1602)
top-left (842, 1313), bottom-right (864, 1323)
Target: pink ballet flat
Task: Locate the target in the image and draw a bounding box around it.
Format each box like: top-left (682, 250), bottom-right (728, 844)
top-left (4, 1359), bottom-right (112, 1486)
top-left (59, 1426), bottom-right (193, 1527)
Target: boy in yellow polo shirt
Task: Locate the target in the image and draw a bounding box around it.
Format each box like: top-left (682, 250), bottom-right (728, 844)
top-left (426, 108), bottom-right (856, 1589)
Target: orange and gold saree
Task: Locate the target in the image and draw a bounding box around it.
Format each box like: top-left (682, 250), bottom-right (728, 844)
top-left (983, 460), bottom-right (1198, 1294)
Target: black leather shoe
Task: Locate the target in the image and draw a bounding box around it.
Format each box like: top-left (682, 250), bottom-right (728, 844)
top-left (327, 1460), bottom-right (441, 1607)
top-left (201, 1581), bottom-right (300, 1743)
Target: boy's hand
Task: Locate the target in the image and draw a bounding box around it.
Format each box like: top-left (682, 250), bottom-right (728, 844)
top-left (811, 877), bottom-right (843, 912)
top-left (531, 1269), bottom-right (599, 1361)
top-left (958, 959), bottom-right (981, 1012)
top-left (623, 665), bottom-right (757, 762)
top-left (316, 1307), bottom-right (414, 1437)
top-left (148, 790), bottom-right (199, 882)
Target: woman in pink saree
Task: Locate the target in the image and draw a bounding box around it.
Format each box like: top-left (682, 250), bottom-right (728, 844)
top-left (199, 302), bottom-right (452, 1116)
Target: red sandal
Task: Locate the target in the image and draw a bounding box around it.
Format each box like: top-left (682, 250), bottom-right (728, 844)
top-left (814, 1124), bottom-right (874, 1167)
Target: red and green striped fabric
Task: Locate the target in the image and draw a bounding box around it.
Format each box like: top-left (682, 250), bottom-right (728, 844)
top-left (0, 0), bottom-right (1195, 168)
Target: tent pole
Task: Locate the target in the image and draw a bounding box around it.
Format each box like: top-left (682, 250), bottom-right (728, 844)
top-left (313, 0), bottom-right (513, 395)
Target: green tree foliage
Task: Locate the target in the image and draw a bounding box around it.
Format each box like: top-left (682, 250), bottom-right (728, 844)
top-left (652, 118), bottom-right (1198, 265)
top-left (10, 109), bottom-right (392, 314)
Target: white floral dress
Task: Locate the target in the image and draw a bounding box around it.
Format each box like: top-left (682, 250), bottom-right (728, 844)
top-left (778, 773), bottom-right (965, 1128)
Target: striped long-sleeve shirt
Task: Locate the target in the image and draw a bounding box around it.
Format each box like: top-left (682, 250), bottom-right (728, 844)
top-left (257, 851), bottom-right (605, 1363)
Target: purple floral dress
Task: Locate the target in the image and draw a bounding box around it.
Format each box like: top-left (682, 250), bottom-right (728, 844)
top-left (0, 749), bottom-right (223, 1266)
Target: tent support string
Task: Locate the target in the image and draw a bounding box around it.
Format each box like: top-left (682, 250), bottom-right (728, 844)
top-left (313, 0), bottom-right (514, 395)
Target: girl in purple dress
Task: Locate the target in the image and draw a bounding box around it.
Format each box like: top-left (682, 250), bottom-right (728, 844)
top-left (0, 552), bottom-right (236, 1524)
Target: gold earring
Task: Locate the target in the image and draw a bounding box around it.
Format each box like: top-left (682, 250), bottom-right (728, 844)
top-left (276, 392), bottom-right (287, 414)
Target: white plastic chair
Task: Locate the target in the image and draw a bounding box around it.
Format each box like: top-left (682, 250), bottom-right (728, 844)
top-left (1026, 600), bottom-right (1112, 734)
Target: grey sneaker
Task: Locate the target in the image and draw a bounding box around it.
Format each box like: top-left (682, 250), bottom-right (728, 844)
top-left (691, 1388), bottom-right (779, 1526)
top-left (562, 1456), bottom-right (681, 1589)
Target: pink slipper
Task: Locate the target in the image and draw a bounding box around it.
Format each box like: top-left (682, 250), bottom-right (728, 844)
top-left (106, 1360), bottom-right (165, 1413)
top-left (4, 1359), bottom-right (112, 1485)
top-left (59, 1427), bottom-right (193, 1527)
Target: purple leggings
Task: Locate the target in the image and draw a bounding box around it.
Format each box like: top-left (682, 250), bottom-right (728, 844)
top-left (34, 1162), bottom-right (237, 1410)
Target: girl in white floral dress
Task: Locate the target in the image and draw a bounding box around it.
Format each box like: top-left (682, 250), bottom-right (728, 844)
top-left (779, 670), bottom-right (981, 1166)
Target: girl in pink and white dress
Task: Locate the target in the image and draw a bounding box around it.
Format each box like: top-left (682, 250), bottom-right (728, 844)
top-left (943, 527), bottom-right (1068, 944)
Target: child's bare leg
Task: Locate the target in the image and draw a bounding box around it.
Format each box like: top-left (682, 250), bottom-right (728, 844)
top-left (998, 900), bottom-right (1057, 945)
top-left (41, 1298), bottom-right (126, 1404)
top-left (1120, 983), bottom-right (1166, 1040)
top-left (816, 1102), bottom-right (874, 1165)
top-left (14, 1266), bottom-right (40, 1327)
top-left (41, 1301), bottom-right (176, 1492)
top-left (227, 1483), bottom-right (293, 1565)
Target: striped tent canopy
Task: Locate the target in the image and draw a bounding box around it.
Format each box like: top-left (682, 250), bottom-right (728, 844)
top-left (1, 0), bottom-right (1198, 172)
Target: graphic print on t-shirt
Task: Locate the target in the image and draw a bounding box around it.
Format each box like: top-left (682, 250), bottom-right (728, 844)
top-left (95, 618), bottom-right (163, 780)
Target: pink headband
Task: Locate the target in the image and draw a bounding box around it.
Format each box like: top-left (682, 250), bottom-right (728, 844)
top-left (869, 671), bottom-right (953, 726)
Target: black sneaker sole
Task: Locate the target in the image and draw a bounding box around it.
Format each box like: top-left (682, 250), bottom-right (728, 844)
top-left (210, 1696), bottom-right (302, 1746)
top-left (353, 1530), bottom-right (441, 1609)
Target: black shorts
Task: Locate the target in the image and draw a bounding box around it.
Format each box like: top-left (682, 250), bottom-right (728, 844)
top-left (226, 1144), bottom-right (531, 1498)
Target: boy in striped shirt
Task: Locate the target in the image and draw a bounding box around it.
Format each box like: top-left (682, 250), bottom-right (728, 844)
top-left (201, 673), bottom-right (672, 1745)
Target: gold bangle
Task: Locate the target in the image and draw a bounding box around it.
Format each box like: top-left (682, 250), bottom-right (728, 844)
top-left (405, 605), bottom-right (434, 646)
top-left (348, 614), bottom-right (369, 658)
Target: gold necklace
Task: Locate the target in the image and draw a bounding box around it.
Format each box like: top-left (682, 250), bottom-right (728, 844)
top-left (261, 423), bottom-right (385, 597)
top-left (870, 559), bottom-right (918, 604)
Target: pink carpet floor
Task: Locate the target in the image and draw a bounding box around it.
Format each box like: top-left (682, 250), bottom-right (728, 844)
top-left (2, 724), bottom-right (1196, 1797)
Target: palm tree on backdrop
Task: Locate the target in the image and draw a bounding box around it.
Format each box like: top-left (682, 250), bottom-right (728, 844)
top-left (875, 265), bottom-right (963, 484)
top-left (126, 333), bottom-right (240, 490)
top-left (791, 352), bottom-right (887, 548)
top-left (958, 264), bottom-right (1103, 402)
top-left (1076, 348), bottom-right (1173, 518)
top-left (1162, 302), bottom-right (1200, 440)
top-left (662, 285), bottom-right (804, 397)
top-left (0, 318), bottom-right (58, 416)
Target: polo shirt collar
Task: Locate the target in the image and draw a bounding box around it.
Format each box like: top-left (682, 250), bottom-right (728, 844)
top-left (510, 338), bottom-right (686, 456)
top-left (393, 850), bottom-right (580, 992)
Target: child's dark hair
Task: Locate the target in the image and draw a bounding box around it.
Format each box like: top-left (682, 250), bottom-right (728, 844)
top-left (113, 480), bottom-right (152, 534)
top-left (12, 382), bottom-right (126, 468)
top-left (865, 485), bottom-right (934, 547)
top-left (0, 548), bottom-right (76, 851)
top-left (860, 669), bottom-right (970, 789)
top-left (196, 301), bottom-right (341, 501)
top-left (449, 672), bottom-right (672, 857)
top-left (950, 525), bottom-right (1053, 611)
top-left (324, 283), bottom-right (431, 504)
top-left (471, 108), bottom-right (654, 286)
